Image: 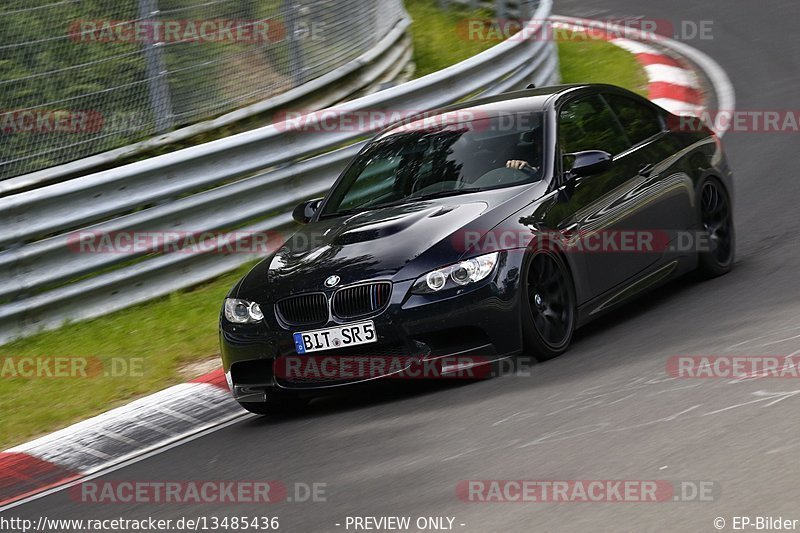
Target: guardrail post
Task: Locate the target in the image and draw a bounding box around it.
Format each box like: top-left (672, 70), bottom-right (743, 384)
top-left (138, 0), bottom-right (174, 134)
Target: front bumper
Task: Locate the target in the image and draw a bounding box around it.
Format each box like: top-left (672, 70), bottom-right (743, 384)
top-left (220, 251), bottom-right (525, 401)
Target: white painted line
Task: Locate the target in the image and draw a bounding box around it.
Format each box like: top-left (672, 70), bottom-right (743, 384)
top-left (650, 98), bottom-right (705, 116)
top-left (643, 64), bottom-right (700, 88)
top-left (90, 429), bottom-right (141, 447)
top-left (607, 38), bottom-right (659, 56)
top-left (550, 21), bottom-right (586, 32)
top-left (152, 405), bottom-right (203, 425)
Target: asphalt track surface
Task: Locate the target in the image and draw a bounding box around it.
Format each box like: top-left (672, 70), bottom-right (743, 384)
top-left (4, 1), bottom-right (800, 531)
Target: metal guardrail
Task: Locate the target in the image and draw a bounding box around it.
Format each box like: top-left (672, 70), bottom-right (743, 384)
top-left (0, 0), bottom-right (558, 345)
top-left (0, 0), bottom-right (410, 182)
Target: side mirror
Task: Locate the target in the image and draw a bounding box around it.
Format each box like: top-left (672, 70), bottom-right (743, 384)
top-left (565, 150), bottom-right (612, 178)
top-left (292, 198), bottom-right (323, 224)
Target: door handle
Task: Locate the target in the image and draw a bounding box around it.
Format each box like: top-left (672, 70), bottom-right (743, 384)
top-left (639, 163), bottom-right (655, 177)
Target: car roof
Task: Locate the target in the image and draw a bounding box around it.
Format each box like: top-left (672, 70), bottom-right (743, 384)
top-left (378, 83), bottom-right (631, 137)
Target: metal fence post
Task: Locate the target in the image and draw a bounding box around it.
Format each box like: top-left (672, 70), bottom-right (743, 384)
top-left (138, 0), bottom-right (174, 134)
top-left (495, 0), bottom-right (508, 18)
top-left (284, 0), bottom-right (307, 86)
top-left (520, 0), bottom-right (532, 19)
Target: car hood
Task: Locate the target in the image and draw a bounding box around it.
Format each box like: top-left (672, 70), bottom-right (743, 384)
top-left (236, 186), bottom-right (541, 300)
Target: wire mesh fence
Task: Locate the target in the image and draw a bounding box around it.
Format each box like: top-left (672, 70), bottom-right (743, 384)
top-left (0, 0), bottom-right (407, 181)
top-left (444, 0), bottom-right (540, 17)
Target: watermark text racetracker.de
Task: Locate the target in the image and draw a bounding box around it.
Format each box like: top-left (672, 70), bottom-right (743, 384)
top-left (669, 110), bottom-right (800, 134)
top-left (668, 355), bottom-right (800, 379)
top-left (69, 480), bottom-right (326, 504)
top-left (68, 230), bottom-right (285, 255)
top-left (457, 480), bottom-right (718, 503)
top-left (1, 109), bottom-right (104, 135)
top-left (453, 229), bottom-right (717, 255)
top-left (68, 19), bottom-right (288, 45)
top-left (275, 355), bottom-right (537, 381)
top-left (273, 109), bottom-right (490, 134)
top-left (456, 18), bottom-right (716, 42)
top-left (0, 356), bottom-right (144, 379)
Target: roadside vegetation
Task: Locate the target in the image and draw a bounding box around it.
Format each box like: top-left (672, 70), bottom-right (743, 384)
top-left (404, 0), bottom-right (496, 76)
top-left (0, 3), bottom-right (648, 450)
top-left (557, 32), bottom-right (648, 96)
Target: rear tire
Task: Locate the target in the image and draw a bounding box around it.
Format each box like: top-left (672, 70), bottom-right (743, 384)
top-left (697, 178), bottom-right (735, 278)
top-left (521, 249), bottom-right (577, 362)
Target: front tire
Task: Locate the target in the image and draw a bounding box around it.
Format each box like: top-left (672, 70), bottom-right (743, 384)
top-left (521, 249), bottom-right (577, 362)
top-left (697, 178), bottom-right (735, 278)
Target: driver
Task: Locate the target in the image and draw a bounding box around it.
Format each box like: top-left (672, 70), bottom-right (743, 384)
top-left (505, 160), bottom-right (535, 172)
top-left (504, 129), bottom-right (541, 174)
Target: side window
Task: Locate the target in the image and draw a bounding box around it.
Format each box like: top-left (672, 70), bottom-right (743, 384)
top-left (603, 94), bottom-right (663, 146)
top-left (559, 95), bottom-right (630, 157)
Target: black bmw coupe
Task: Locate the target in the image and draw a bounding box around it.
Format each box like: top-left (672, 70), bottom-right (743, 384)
top-left (219, 84), bottom-right (735, 414)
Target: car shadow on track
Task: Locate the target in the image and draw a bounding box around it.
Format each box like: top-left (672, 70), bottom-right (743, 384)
top-left (239, 379), bottom-right (476, 427)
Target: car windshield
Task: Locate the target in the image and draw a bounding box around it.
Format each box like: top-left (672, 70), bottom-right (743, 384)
top-left (320, 112), bottom-right (545, 217)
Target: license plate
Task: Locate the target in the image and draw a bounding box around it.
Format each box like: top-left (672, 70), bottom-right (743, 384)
top-left (293, 321), bottom-right (377, 354)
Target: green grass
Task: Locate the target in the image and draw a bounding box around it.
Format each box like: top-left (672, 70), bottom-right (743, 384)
top-left (0, 263), bottom-right (253, 450)
top-left (557, 32), bottom-right (649, 96)
top-left (0, 4), bottom-right (648, 450)
top-left (405, 0), bottom-right (496, 76)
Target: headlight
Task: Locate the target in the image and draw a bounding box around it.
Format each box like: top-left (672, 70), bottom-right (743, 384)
top-left (411, 252), bottom-right (499, 294)
top-left (224, 298), bottom-right (265, 324)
